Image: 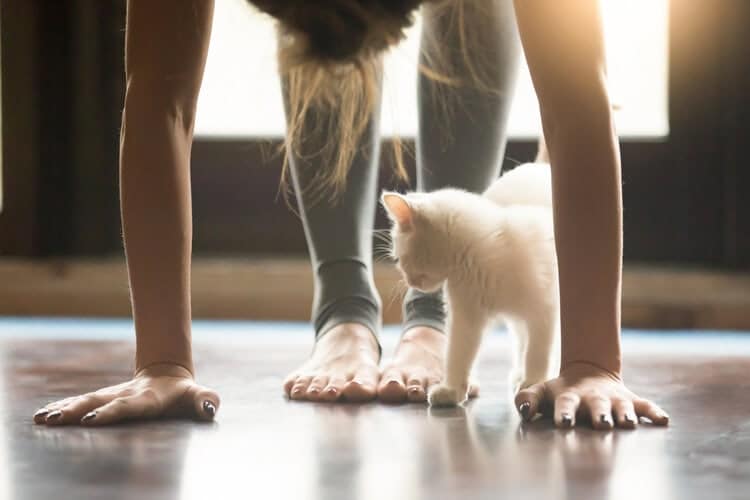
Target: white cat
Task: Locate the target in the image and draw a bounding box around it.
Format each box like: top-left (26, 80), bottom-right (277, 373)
top-left (382, 159), bottom-right (559, 407)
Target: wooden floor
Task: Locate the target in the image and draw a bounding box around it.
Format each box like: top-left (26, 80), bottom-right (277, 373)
top-left (1, 319), bottom-right (749, 500)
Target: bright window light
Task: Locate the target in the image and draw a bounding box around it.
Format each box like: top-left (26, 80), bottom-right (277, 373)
top-left (195, 0), bottom-right (669, 140)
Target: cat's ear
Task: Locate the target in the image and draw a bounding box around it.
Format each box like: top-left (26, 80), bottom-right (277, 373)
top-left (381, 191), bottom-right (414, 231)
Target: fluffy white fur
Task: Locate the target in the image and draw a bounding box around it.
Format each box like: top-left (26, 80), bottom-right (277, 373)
top-left (382, 162), bottom-right (559, 406)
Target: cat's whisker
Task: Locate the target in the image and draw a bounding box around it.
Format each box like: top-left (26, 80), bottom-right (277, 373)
top-left (372, 229), bottom-right (393, 241)
top-left (373, 235), bottom-right (392, 246)
top-left (385, 278), bottom-right (407, 310)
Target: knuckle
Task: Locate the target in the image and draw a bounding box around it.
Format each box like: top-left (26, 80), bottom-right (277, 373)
top-left (611, 398), bottom-right (630, 409)
top-left (557, 393), bottom-right (579, 405)
top-left (583, 390), bottom-right (607, 402)
top-left (139, 388), bottom-right (158, 399)
top-left (588, 396), bottom-right (610, 406)
top-left (119, 388), bottom-right (136, 398)
top-left (76, 394), bottom-right (99, 407)
top-left (113, 398), bottom-right (130, 407)
top-left (138, 389), bottom-right (161, 406)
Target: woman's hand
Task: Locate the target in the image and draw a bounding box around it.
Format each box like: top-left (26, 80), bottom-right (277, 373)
top-left (515, 362), bottom-right (669, 430)
top-left (33, 363), bottom-right (219, 426)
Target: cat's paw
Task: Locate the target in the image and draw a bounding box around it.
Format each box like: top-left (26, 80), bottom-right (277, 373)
top-left (428, 384), bottom-right (466, 407)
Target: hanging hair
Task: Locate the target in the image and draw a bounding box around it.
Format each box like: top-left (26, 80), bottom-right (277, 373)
top-left (247, 0), bottom-right (501, 202)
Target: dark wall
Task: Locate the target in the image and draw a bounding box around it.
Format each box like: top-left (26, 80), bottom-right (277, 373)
top-left (0, 0), bottom-right (125, 256)
top-left (1, 0), bottom-right (748, 268)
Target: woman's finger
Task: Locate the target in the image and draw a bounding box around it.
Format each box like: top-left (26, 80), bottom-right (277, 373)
top-left (82, 391), bottom-right (161, 426)
top-left (185, 385), bottom-right (221, 422)
top-left (33, 395), bottom-right (79, 423)
top-left (582, 393), bottom-right (614, 430)
top-left (515, 383), bottom-right (545, 421)
top-left (553, 391), bottom-right (581, 428)
top-left (45, 393), bottom-right (111, 426)
top-left (634, 398), bottom-right (670, 426)
top-left (612, 398), bottom-right (637, 429)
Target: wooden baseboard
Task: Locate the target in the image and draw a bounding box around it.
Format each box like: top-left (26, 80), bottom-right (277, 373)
top-left (0, 258), bottom-right (748, 330)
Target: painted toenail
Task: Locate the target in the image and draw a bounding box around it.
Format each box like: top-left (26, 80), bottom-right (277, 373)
top-left (387, 379), bottom-right (401, 385)
top-left (81, 411), bottom-right (97, 423)
top-left (327, 387), bottom-right (337, 394)
top-left (561, 414), bottom-right (573, 427)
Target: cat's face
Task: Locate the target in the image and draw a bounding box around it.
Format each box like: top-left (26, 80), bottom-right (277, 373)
top-left (381, 192), bottom-right (449, 293)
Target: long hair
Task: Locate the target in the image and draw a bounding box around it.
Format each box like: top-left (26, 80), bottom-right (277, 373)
top-left (248, 0), bottom-right (499, 202)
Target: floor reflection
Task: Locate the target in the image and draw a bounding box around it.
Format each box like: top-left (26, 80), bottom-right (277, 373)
top-left (3, 328), bottom-right (736, 500)
top-left (176, 393), bottom-right (675, 500)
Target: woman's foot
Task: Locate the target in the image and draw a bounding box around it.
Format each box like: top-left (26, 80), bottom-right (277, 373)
top-left (283, 323), bottom-right (381, 403)
top-left (377, 326), bottom-right (480, 404)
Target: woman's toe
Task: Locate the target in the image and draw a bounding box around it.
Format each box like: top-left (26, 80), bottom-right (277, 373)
top-left (377, 371), bottom-right (407, 403)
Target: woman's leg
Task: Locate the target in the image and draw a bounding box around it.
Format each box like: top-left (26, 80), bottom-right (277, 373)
top-left (281, 67), bottom-right (384, 403)
top-left (378, 0), bottom-right (521, 402)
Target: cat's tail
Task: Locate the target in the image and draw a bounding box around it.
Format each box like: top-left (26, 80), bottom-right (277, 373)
top-left (535, 134), bottom-right (549, 163)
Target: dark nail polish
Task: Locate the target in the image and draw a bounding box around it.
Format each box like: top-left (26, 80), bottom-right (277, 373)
top-left (519, 401), bottom-right (531, 420)
top-left (46, 410), bottom-right (62, 422)
top-left (34, 409), bottom-right (50, 419)
top-left (561, 414), bottom-right (573, 427)
top-left (202, 400), bottom-right (216, 417)
top-left (600, 414), bottom-right (612, 427)
top-left (624, 414), bottom-right (635, 425)
top-left (81, 412), bottom-right (97, 423)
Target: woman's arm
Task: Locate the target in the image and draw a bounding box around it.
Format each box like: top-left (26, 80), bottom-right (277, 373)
top-left (33, 0), bottom-right (219, 426)
top-left (122, 0), bottom-right (213, 375)
top-left (512, 0), bottom-right (668, 429)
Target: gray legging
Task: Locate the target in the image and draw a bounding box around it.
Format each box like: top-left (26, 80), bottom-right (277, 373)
top-left (284, 1), bottom-right (520, 350)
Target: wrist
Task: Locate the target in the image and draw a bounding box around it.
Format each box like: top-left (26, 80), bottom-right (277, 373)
top-left (560, 323), bottom-right (623, 376)
top-left (560, 359), bottom-right (622, 381)
top-left (135, 361), bottom-right (194, 379)
top-left (135, 332), bottom-right (194, 378)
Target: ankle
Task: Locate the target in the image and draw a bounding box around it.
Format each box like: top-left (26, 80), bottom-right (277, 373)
top-left (317, 322), bottom-right (380, 352)
top-left (401, 326), bottom-right (445, 346)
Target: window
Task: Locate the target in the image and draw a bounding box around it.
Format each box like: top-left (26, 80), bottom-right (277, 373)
top-left (195, 0), bottom-right (670, 140)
